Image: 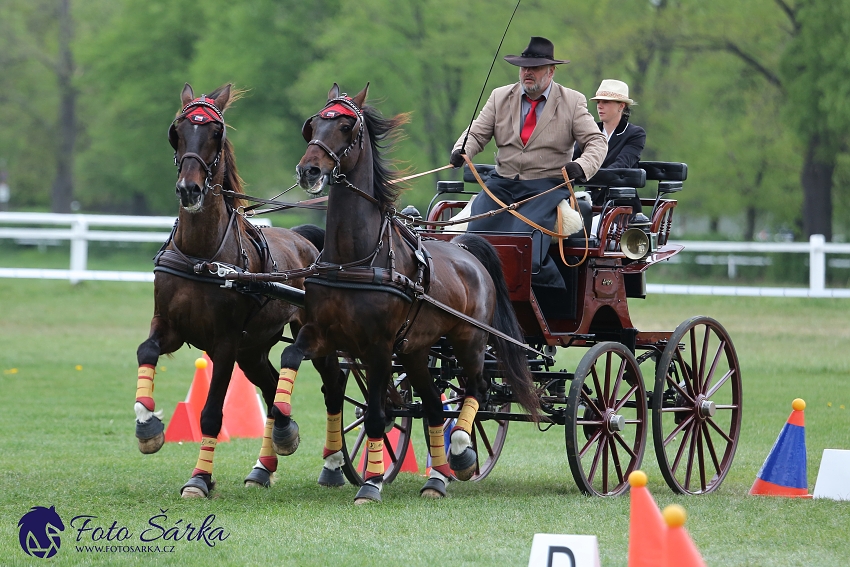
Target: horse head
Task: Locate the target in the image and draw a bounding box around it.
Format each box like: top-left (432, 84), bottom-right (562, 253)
top-left (168, 83), bottom-right (231, 212)
top-left (296, 83), bottom-right (369, 195)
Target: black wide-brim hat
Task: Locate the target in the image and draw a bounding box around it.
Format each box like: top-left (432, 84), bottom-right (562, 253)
top-left (504, 36), bottom-right (569, 67)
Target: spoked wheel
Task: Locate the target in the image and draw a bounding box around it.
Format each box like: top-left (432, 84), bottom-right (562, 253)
top-left (652, 316), bottom-right (742, 494)
top-left (338, 358), bottom-right (414, 486)
top-left (565, 342), bottom-right (648, 496)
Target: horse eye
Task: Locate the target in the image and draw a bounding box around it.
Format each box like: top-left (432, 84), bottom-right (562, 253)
top-left (340, 124), bottom-right (352, 133)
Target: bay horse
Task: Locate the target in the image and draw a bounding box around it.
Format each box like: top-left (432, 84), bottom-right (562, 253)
top-left (133, 83), bottom-right (323, 498)
top-left (269, 83), bottom-right (540, 503)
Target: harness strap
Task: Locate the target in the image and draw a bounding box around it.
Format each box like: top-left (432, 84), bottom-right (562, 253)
top-left (416, 292), bottom-right (545, 357)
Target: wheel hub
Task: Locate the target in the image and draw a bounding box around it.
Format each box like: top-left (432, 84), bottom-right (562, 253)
top-left (606, 411), bottom-right (626, 433)
top-left (695, 396), bottom-right (717, 419)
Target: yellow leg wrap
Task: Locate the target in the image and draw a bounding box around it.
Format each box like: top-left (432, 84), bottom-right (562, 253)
top-left (323, 412), bottom-right (343, 458)
top-left (428, 426), bottom-right (449, 468)
top-left (454, 397), bottom-right (480, 436)
top-left (365, 437), bottom-right (385, 480)
top-left (135, 365), bottom-right (156, 411)
top-left (258, 418), bottom-right (277, 472)
top-left (274, 368), bottom-right (297, 416)
top-left (259, 418), bottom-right (275, 458)
top-left (192, 436), bottom-right (217, 477)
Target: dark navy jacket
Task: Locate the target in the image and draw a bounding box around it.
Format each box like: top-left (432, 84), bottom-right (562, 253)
top-left (573, 116), bottom-right (645, 168)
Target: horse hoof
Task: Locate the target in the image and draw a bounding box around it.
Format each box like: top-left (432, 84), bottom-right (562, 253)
top-left (137, 433), bottom-right (164, 454)
top-left (181, 486), bottom-right (206, 498)
top-left (181, 475), bottom-right (213, 498)
top-left (420, 477), bottom-right (447, 499)
top-left (244, 467), bottom-right (274, 488)
top-left (317, 467), bottom-right (346, 487)
top-left (272, 421), bottom-right (300, 456)
top-left (450, 447), bottom-right (477, 481)
top-left (353, 483), bottom-right (382, 504)
top-left (135, 416), bottom-right (165, 454)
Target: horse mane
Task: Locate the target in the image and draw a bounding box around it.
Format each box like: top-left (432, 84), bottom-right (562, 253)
top-left (361, 105), bottom-right (410, 212)
top-left (221, 138), bottom-right (245, 210)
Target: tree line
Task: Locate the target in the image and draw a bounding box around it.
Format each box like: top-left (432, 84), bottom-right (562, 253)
top-left (1, 0), bottom-right (848, 240)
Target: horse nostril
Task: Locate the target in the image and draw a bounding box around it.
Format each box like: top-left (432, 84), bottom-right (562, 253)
top-left (308, 166), bottom-right (322, 178)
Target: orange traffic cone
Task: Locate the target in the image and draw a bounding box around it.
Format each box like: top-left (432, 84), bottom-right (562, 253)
top-left (222, 364), bottom-right (266, 438)
top-left (358, 427), bottom-right (419, 474)
top-left (749, 398), bottom-right (811, 497)
top-left (627, 471), bottom-right (667, 567)
top-left (662, 504), bottom-right (706, 567)
top-left (164, 356), bottom-right (229, 443)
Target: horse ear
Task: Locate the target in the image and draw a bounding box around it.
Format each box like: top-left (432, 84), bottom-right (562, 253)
top-left (328, 83), bottom-right (340, 101)
top-left (181, 83), bottom-right (194, 107)
top-left (211, 84), bottom-right (232, 112)
top-left (352, 83), bottom-right (369, 109)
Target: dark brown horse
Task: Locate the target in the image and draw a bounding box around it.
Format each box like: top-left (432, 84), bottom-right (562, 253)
top-left (134, 83), bottom-right (323, 498)
top-left (268, 83), bottom-right (539, 503)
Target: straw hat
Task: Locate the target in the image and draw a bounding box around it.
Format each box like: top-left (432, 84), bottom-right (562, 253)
top-left (590, 79), bottom-right (636, 106)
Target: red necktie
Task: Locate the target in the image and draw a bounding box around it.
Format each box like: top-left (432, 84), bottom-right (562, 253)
top-left (520, 97), bottom-right (540, 145)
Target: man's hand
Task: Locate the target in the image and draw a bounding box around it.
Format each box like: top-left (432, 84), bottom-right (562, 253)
top-left (565, 162), bottom-right (585, 183)
top-left (450, 149), bottom-right (466, 168)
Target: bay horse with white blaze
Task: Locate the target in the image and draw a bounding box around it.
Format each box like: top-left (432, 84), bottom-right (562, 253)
top-left (134, 83), bottom-right (323, 498)
top-left (269, 83), bottom-right (539, 503)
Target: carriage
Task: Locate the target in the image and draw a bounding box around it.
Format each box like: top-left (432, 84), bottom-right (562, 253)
top-left (331, 160), bottom-right (743, 497)
top-left (151, 83), bottom-right (741, 500)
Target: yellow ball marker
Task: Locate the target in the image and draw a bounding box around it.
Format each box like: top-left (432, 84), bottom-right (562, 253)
top-left (662, 504), bottom-right (687, 528)
top-left (628, 470), bottom-right (648, 488)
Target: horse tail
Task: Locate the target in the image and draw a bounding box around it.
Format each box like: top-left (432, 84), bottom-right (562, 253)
top-left (452, 233), bottom-right (540, 419)
top-left (292, 224), bottom-right (325, 253)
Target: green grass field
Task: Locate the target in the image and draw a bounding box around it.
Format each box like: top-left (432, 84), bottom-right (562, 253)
top-left (1, 279), bottom-right (849, 566)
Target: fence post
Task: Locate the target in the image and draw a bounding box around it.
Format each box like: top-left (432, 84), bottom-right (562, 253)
top-left (70, 215), bottom-right (88, 285)
top-left (809, 234), bottom-right (826, 296)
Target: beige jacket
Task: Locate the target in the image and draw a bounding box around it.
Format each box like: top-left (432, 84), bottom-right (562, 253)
top-left (453, 82), bottom-right (607, 181)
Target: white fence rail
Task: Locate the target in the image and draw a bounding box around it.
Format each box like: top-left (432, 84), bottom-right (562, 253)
top-left (1, 212), bottom-right (849, 297)
top-left (0, 212), bottom-right (269, 284)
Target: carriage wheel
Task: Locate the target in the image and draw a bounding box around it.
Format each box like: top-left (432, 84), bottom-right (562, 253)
top-left (565, 342), bottom-right (648, 496)
top-left (652, 316), bottom-right (742, 495)
top-left (338, 359), bottom-right (414, 486)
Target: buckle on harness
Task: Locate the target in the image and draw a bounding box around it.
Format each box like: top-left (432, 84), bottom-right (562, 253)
top-left (208, 262), bottom-right (237, 288)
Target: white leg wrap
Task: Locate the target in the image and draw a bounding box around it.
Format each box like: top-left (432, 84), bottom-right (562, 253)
top-left (253, 459), bottom-right (270, 472)
top-left (134, 402), bottom-right (163, 424)
top-left (450, 430), bottom-right (472, 456)
top-left (323, 450), bottom-right (345, 470)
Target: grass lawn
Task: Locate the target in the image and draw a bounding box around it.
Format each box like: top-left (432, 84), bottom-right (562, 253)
top-left (0, 280), bottom-right (848, 566)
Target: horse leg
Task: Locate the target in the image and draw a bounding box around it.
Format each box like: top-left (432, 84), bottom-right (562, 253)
top-left (237, 353), bottom-right (279, 488)
top-left (272, 325), bottom-right (322, 455)
top-left (353, 350), bottom-right (394, 504)
top-left (316, 355), bottom-right (347, 487)
top-left (181, 348), bottom-right (236, 498)
top-left (134, 336), bottom-right (164, 453)
top-left (448, 342), bottom-right (489, 481)
top-left (398, 350), bottom-right (451, 498)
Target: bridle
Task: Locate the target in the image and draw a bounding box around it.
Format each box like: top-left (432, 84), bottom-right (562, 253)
top-left (168, 96), bottom-right (227, 194)
top-left (301, 95), bottom-right (364, 184)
